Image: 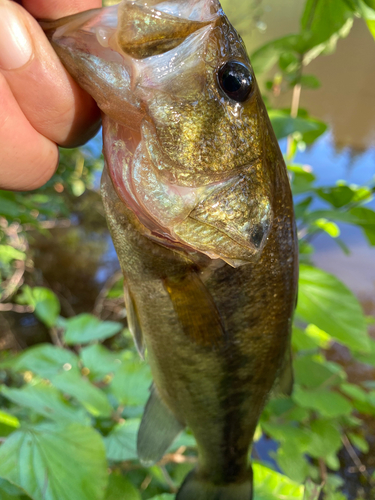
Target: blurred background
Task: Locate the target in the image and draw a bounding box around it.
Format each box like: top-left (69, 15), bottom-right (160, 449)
top-left (0, 1), bottom-right (375, 500)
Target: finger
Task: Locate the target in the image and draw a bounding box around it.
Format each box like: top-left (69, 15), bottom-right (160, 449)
top-left (0, 73), bottom-right (59, 191)
top-left (0, 0), bottom-right (101, 148)
top-left (21, 0), bottom-right (102, 20)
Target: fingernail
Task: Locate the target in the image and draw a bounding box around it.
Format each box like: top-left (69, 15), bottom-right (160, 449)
top-left (0, 0), bottom-right (33, 70)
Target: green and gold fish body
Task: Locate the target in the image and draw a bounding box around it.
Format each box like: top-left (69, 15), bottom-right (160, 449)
top-left (42, 1), bottom-right (298, 498)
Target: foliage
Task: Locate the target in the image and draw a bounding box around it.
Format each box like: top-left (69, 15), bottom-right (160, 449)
top-left (0, 0), bottom-right (375, 499)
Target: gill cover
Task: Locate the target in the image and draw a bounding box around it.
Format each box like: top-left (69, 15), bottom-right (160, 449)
top-left (41, 0), bottom-right (274, 267)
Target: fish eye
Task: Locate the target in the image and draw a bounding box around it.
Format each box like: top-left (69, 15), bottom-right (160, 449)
top-left (217, 61), bottom-right (253, 103)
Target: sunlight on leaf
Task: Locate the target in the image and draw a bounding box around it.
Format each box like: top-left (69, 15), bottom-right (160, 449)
top-left (297, 265), bottom-right (370, 353)
top-left (63, 314), bottom-right (123, 345)
top-left (0, 423), bottom-right (107, 500)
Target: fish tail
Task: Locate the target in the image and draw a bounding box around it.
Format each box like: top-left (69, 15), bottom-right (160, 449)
top-left (176, 468), bottom-right (253, 500)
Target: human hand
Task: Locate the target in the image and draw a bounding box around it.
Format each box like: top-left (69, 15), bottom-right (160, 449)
top-left (0, 0), bottom-right (102, 191)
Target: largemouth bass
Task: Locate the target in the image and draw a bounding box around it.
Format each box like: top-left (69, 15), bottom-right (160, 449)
top-left (42, 1), bottom-right (298, 498)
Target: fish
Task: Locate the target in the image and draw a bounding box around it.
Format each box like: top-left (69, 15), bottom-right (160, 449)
top-left (41, 1), bottom-right (298, 498)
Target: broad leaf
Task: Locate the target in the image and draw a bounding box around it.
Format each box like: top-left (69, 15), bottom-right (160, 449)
top-left (269, 111), bottom-right (327, 143)
top-left (0, 478), bottom-right (28, 500)
top-left (0, 423), bottom-right (107, 500)
top-left (315, 185), bottom-right (355, 208)
top-left (109, 357), bottom-right (151, 406)
top-left (1, 383), bottom-right (89, 424)
top-left (80, 344), bottom-right (123, 382)
top-left (148, 496), bottom-right (174, 500)
top-left (303, 480), bottom-right (322, 500)
top-left (105, 473), bottom-right (141, 500)
top-left (1, 344), bottom-right (79, 377)
top-left (301, 0), bottom-right (354, 49)
top-left (63, 314), bottom-right (123, 344)
top-left (253, 463), bottom-right (304, 500)
top-left (293, 386), bottom-right (351, 418)
top-left (51, 369), bottom-right (113, 417)
top-left (305, 420), bottom-right (342, 458)
top-left (104, 419), bottom-right (139, 462)
top-left (18, 287), bottom-right (60, 328)
top-left (0, 246), bottom-right (26, 264)
top-left (289, 166), bottom-right (316, 195)
top-left (2, 344), bottom-right (113, 417)
top-left (250, 35), bottom-right (302, 74)
top-left (296, 265), bottom-right (370, 352)
top-left (294, 356), bottom-right (344, 389)
top-left (276, 443), bottom-right (309, 483)
top-left (0, 411), bottom-right (20, 437)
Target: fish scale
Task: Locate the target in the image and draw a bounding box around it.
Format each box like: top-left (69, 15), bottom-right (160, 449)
top-left (41, 1), bottom-right (298, 498)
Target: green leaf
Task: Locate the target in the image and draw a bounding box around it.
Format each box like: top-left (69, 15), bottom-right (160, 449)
top-left (269, 111), bottom-right (320, 140)
top-left (148, 496), bottom-right (174, 500)
top-left (276, 443), bottom-right (309, 483)
top-left (279, 52), bottom-right (299, 73)
top-left (292, 327), bottom-right (318, 352)
top-left (350, 207), bottom-right (375, 245)
top-left (293, 386), bottom-right (351, 418)
top-left (109, 357), bottom-right (151, 406)
top-left (301, 0), bottom-right (354, 48)
top-left (80, 344), bottom-right (123, 382)
top-left (103, 419), bottom-right (139, 462)
top-left (300, 75), bottom-right (321, 89)
top-left (269, 110), bottom-right (327, 143)
top-left (51, 369), bottom-right (113, 417)
top-left (289, 166), bottom-right (316, 195)
top-left (0, 383), bottom-right (89, 424)
top-left (305, 325), bottom-right (332, 349)
top-left (303, 479), bottom-right (322, 500)
top-left (305, 420), bottom-right (342, 459)
top-left (0, 478), bottom-right (28, 500)
top-left (5, 345), bottom-right (113, 417)
top-left (347, 432), bottom-right (369, 453)
top-left (0, 411), bottom-right (20, 432)
top-left (18, 287), bottom-right (60, 328)
top-left (367, 18), bottom-right (375, 38)
top-left (296, 265), bottom-right (370, 353)
top-left (0, 195), bottom-right (23, 218)
top-left (250, 35), bottom-right (302, 74)
top-left (0, 246), bottom-right (26, 265)
top-left (0, 422), bottom-right (107, 500)
top-left (63, 314), bottom-right (123, 345)
top-left (294, 356), bottom-right (343, 389)
top-left (313, 218), bottom-right (340, 237)
top-left (105, 473), bottom-right (141, 500)
top-left (315, 185), bottom-right (355, 208)
top-left (253, 463), bottom-right (304, 500)
top-left (1, 344), bottom-right (79, 377)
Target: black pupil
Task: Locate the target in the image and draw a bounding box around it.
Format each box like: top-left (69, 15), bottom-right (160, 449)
top-left (218, 61), bottom-right (253, 103)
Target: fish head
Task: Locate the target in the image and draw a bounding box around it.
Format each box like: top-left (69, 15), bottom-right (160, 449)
top-left (42, 0), bottom-right (281, 267)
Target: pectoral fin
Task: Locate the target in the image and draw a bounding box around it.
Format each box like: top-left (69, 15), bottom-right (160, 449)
top-left (123, 283), bottom-right (144, 358)
top-left (137, 386), bottom-right (185, 466)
